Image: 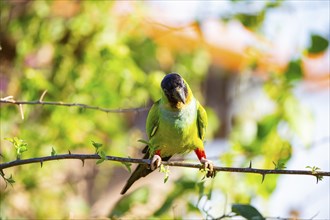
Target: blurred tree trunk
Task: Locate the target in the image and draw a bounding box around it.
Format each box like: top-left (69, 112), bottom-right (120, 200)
top-left (205, 65), bottom-right (238, 138)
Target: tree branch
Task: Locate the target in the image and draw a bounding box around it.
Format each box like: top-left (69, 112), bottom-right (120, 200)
top-left (1, 97), bottom-right (329, 180)
top-left (1, 154), bottom-right (329, 178)
top-left (0, 97), bottom-right (149, 114)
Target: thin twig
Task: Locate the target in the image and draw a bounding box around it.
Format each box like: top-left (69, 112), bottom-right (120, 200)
top-left (0, 98), bottom-right (150, 114)
top-left (18, 104), bottom-right (24, 119)
top-left (1, 154), bottom-right (329, 178)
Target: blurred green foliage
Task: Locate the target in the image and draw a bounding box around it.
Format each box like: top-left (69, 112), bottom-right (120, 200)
top-left (308, 34), bottom-right (329, 54)
top-left (232, 203), bottom-right (264, 220)
top-left (0, 0), bottom-right (321, 219)
top-left (223, 0), bottom-right (283, 31)
top-left (0, 1), bottom-right (211, 218)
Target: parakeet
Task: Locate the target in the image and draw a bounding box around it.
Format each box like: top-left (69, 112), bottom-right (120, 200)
top-left (121, 73), bottom-right (215, 195)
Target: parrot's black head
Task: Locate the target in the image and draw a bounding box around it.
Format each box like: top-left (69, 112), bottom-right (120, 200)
top-left (161, 73), bottom-right (188, 106)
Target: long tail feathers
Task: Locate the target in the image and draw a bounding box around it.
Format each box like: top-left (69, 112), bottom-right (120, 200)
top-left (120, 163), bottom-right (153, 195)
top-left (120, 146), bottom-right (171, 195)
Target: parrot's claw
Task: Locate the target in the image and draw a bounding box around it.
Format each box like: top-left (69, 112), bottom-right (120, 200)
top-left (150, 155), bottom-right (162, 170)
top-left (200, 158), bottom-right (216, 178)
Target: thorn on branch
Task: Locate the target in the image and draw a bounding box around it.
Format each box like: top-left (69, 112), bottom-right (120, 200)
top-left (68, 150), bottom-right (71, 155)
top-left (79, 107), bottom-right (86, 113)
top-left (248, 161), bottom-right (252, 169)
top-left (81, 159), bottom-right (85, 167)
top-left (1, 173), bottom-right (15, 189)
top-left (40, 161), bottom-right (43, 168)
top-left (39, 90), bottom-right (47, 103)
top-left (261, 174), bottom-right (266, 183)
top-left (316, 174), bottom-right (323, 184)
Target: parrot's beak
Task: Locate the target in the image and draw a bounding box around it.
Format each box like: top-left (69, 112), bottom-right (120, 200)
top-left (174, 87), bottom-right (186, 104)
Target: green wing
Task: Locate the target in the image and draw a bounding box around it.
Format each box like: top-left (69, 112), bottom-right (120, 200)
top-left (146, 100), bottom-right (160, 139)
top-left (197, 101), bottom-right (208, 141)
top-left (121, 100), bottom-right (160, 195)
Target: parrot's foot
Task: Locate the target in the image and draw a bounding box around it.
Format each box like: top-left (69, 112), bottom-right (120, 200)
top-left (200, 158), bottom-right (216, 178)
top-left (150, 155), bottom-right (162, 170)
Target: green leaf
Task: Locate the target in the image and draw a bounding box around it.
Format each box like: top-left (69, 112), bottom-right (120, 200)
top-left (138, 139), bottom-right (157, 157)
top-left (4, 137), bottom-right (14, 144)
top-left (232, 204), bottom-right (265, 220)
top-left (96, 150), bottom-right (106, 164)
top-left (234, 10), bottom-right (265, 31)
top-left (257, 114), bottom-right (280, 140)
top-left (17, 145), bottom-right (28, 154)
top-left (316, 175), bottom-right (324, 183)
top-left (308, 34), bottom-right (329, 54)
top-left (96, 159), bottom-right (104, 165)
top-left (92, 141), bottom-right (103, 148)
top-left (187, 201), bottom-right (202, 213)
top-left (306, 166), bottom-right (324, 183)
top-left (1, 174), bottom-right (15, 188)
top-left (51, 147), bottom-right (56, 156)
top-left (164, 174), bottom-right (169, 183)
top-left (273, 160), bottom-right (286, 170)
top-left (6, 174), bottom-right (15, 185)
top-left (137, 139), bottom-right (150, 145)
top-left (199, 165), bottom-right (212, 180)
top-left (122, 160), bottom-right (132, 173)
top-left (92, 141), bottom-right (103, 153)
top-left (306, 165), bottom-right (320, 174)
top-left (159, 164), bottom-right (170, 183)
top-left (5, 137), bottom-right (28, 159)
top-left (285, 59), bottom-right (303, 83)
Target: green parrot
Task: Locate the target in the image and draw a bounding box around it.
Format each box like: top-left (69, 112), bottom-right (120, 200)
top-left (121, 73), bottom-right (215, 195)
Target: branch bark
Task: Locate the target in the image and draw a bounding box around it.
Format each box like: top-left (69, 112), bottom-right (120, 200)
top-left (0, 98), bottom-right (149, 114)
top-left (1, 153), bottom-right (329, 178)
